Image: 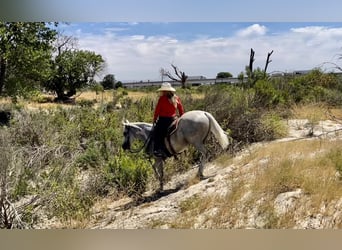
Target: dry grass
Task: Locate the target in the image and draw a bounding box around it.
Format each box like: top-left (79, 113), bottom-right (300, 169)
top-left (167, 194), bottom-right (216, 228)
top-left (214, 153), bottom-right (234, 167)
top-left (78, 90), bottom-right (152, 102)
top-left (0, 89), bottom-right (153, 110)
top-left (290, 102), bottom-right (342, 122)
top-left (161, 137), bottom-right (342, 228)
top-left (291, 103), bottom-right (328, 120)
top-left (240, 139), bottom-right (342, 204)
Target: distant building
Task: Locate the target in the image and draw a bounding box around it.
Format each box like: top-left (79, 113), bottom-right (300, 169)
top-left (292, 70), bottom-right (312, 75)
top-left (187, 75), bottom-right (207, 80)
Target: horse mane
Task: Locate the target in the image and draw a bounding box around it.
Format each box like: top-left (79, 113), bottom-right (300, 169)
top-left (130, 122), bottom-right (152, 126)
top-left (123, 119), bottom-right (152, 127)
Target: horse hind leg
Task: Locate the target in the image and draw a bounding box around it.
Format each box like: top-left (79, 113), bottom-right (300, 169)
top-left (195, 144), bottom-right (208, 180)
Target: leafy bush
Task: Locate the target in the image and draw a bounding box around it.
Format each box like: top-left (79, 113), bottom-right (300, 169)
top-left (76, 143), bottom-right (102, 169)
top-left (28, 90), bottom-right (54, 103)
top-left (259, 113), bottom-right (288, 141)
top-left (44, 177), bottom-right (94, 223)
top-left (104, 151), bottom-right (152, 197)
top-left (193, 85), bottom-right (268, 144)
top-left (254, 79), bottom-right (284, 108)
top-left (77, 99), bottom-right (96, 107)
top-left (287, 69), bottom-right (342, 104)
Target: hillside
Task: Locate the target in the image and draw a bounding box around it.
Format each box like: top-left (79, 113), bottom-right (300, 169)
top-left (4, 88), bottom-right (342, 229)
top-left (85, 118), bottom-right (342, 229)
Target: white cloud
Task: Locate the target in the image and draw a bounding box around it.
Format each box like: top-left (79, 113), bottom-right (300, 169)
top-left (74, 24), bottom-right (342, 81)
top-left (237, 24), bottom-right (268, 37)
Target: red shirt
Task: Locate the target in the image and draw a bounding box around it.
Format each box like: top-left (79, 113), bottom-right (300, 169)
top-left (153, 95), bottom-right (184, 122)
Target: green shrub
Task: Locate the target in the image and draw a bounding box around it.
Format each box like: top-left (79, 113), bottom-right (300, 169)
top-left (29, 91), bottom-right (53, 103)
top-left (324, 88), bottom-right (342, 106)
top-left (254, 79), bottom-right (284, 108)
top-left (77, 99), bottom-right (96, 107)
top-left (260, 113), bottom-right (288, 141)
top-left (128, 96), bottom-right (155, 122)
top-left (76, 144), bottom-right (102, 169)
top-left (104, 152), bottom-right (152, 197)
top-left (286, 69), bottom-right (342, 104)
top-left (180, 84), bottom-right (287, 144)
top-left (44, 179), bottom-right (94, 223)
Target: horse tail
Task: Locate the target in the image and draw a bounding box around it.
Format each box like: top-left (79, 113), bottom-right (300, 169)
top-left (204, 112), bottom-right (229, 150)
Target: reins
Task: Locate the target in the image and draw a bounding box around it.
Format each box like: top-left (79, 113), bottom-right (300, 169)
top-left (128, 125), bottom-right (154, 154)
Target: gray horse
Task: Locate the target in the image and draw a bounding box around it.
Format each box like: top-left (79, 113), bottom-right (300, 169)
top-left (122, 110), bottom-right (229, 191)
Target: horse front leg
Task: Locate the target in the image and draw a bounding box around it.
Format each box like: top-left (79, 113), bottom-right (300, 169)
top-left (152, 157), bottom-right (164, 191)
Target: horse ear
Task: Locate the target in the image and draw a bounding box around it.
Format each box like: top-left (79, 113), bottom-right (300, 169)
top-left (122, 119), bottom-right (129, 125)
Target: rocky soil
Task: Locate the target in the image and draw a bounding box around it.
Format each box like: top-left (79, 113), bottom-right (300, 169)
top-left (88, 119), bottom-right (342, 229)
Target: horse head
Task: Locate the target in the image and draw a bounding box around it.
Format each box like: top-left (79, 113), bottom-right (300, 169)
top-left (121, 121), bottom-right (152, 151)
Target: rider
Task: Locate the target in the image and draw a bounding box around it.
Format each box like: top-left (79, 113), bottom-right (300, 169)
top-left (153, 82), bottom-right (184, 157)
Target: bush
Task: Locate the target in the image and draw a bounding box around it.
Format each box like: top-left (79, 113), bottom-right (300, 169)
top-left (76, 143), bottom-right (102, 169)
top-left (287, 69), bottom-right (342, 104)
top-left (259, 113), bottom-right (288, 141)
top-left (44, 177), bottom-right (94, 223)
top-left (104, 151), bottom-right (152, 197)
top-left (254, 80), bottom-right (284, 108)
top-left (77, 99), bottom-right (96, 107)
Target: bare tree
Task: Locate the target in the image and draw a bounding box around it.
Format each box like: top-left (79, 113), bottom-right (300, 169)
top-left (245, 48), bottom-right (274, 87)
top-left (161, 64), bottom-right (188, 88)
top-left (54, 34), bottom-right (77, 56)
top-left (322, 51), bottom-right (342, 72)
top-left (264, 50), bottom-right (274, 73)
top-left (249, 48), bottom-right (255, 76)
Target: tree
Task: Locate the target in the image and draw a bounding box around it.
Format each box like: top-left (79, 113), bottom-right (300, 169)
top-left (248, 48), bottom-right (255, 80)
top-left (244, 48), bottom-right (273, 88)
top-left (264, 50), bottom-right (274, 74)
top-left (101, 74), bottom-right (115, 90)
top-left (115, 81), bottom-right (123, 89)
top-left (0, 22), bottom-right (57, 97)
top-left (216, 72), bottom-right (233, 78)
top-left (161, 64), bottom-right (188, 88)
top-left (46, 48), bottom-right (105, 101)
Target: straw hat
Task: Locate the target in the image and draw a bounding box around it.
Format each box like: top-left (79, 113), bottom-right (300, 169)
top-left (157, 82), bottom-right (176, 92)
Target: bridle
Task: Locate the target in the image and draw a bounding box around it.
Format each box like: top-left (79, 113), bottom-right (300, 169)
top-left (124, 124), bottom-right (154, 154)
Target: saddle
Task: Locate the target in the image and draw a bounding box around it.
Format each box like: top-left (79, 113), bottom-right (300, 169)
top-left (152, 118), bottom-right (180, 159)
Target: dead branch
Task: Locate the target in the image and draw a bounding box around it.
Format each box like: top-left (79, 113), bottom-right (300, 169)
top-left (264, 50), bottom-right (274, 73)
top-left (249, 48), bottom-right (255, 74)
top-left (321, 61), bottom-right (342, 72)
top-left (161, 64), bottom-right (188, 88)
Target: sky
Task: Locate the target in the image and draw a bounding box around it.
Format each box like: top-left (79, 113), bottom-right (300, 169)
top-left (58, 22), bottom-right (342, 82)
top-left (3, 0), bottom-right (342, 82)
top-left (6, 0), bottom-right (341, 22)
